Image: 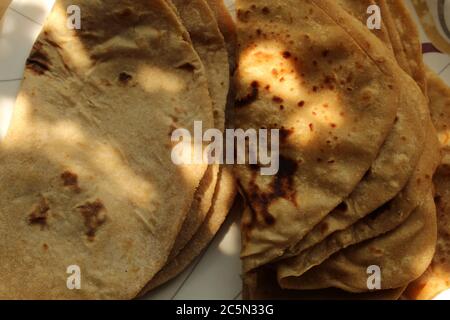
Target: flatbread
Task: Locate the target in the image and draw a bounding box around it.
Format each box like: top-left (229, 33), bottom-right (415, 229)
top-left (235, 0), bottom-right (400, 273)
top-left (167, 0), bottom-right (230, 261)
top-left (278, 129), bottom-right (440, 290)
top-left (278, 73), bottom-right (430, 278)
top-left (277, 0), bottom-right (427, 263)
top-left (282, 192), bottom-right (437, 292)
top-left (206, 0), bottom-right (237, 68)
top-left (337, 0), bottom-right (393, 51)
top-left (0, 0), bottom-right (11, 21)
top-left (244, 266), bottom-right (406, 300)
top-left (384, 0), bottom-right (427, 94)
top-left (277, 0), bottom-right (439, 292)
top-left (0, 0), bottom-right (213, 299)
top-left (405, 70), bottom-right (450, 300)
top-left (140, 167), bottom-right (237, 295)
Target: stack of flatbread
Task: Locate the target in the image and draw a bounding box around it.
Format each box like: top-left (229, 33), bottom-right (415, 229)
top-left (233, 0), bottom-right (450, 300)
top-left (1, 0), bottom-right (449, 300)
top-left (0, 0), bottom-right (11, 29)
top-left (0, 0), bottom-right (236, 299)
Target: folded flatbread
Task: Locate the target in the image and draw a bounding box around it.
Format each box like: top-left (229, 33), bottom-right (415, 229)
top-left (140, 167), bottom-right (237, 294)
top-left (235, 0), bottom-right (401, 273)
top-left (0, 0), bottom-right (213, 299)
top-left (206, 0), bottom-right (237, 67)
top-left (166, 0), bottom-right (230, 261)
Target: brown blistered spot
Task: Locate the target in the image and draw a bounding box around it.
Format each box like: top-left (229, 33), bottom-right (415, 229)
top-left (256, 28), bottom-right (262, 36)
top-left (298, 101), bottom-right (305, 107)
top-left (237, 9), bottom-right (251, 22)
top-left (77, 200), bottom-right (107, 241)
top-left (118, 72), bottom-right (132, 84)
top-left (280, 127), bottom-right (294, 143)
top-left (236, 81), bottom-right (259, 108)
top-left (43, 243), bottom-right (49, 251)
top-left (262, 7), bottom-right (270, 14)
top-left (245, 156), bottom-right (298, 228)
top-left (26, 42), bottom-right (51, 75)
top-left (28, 197), bottom-right (50, 229)
top-left (61, 171), bottom-right (81, 193)
top-left (309, 123), bottom-right (314, 132)
top-left (322, 50), bottom-right (330, 57)
top-left (312, 86), bottom-right (318, 92)
top-left (265, 85), bottom-right (271, 91)
top-left (330, 123), bottom-right (337, 128)
top-left (273, 96), bottom-right (284, 103)
top-left (279, 105), bottom-right (285, 110)
top-left (282, 51), bottom-right (291, 59)
top-left (273, 156), bottom-right (298, 201)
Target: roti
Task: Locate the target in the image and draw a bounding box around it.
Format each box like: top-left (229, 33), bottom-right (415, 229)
top-left (235, 0), bottom-right (400, 273)
top-left (166, 0), bottom-right (230, 261)
top-left (277, 0), bottom-right (426, 264)
top-left (0, 0), bottom-right (213, 299)
top-left (404, 70), bottom-right (450, 300)
top-left (384, 0), bottom-right (427, 94)
top-left (206, 0), bottom-right (237, 67)
top-left (244, 266), bottom-right (406, 300)
top-left (277, 0), bottom-right (439, 292)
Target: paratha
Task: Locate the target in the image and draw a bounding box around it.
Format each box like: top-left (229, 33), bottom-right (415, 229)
top-left (0, 0), bottom-right (213, 299)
